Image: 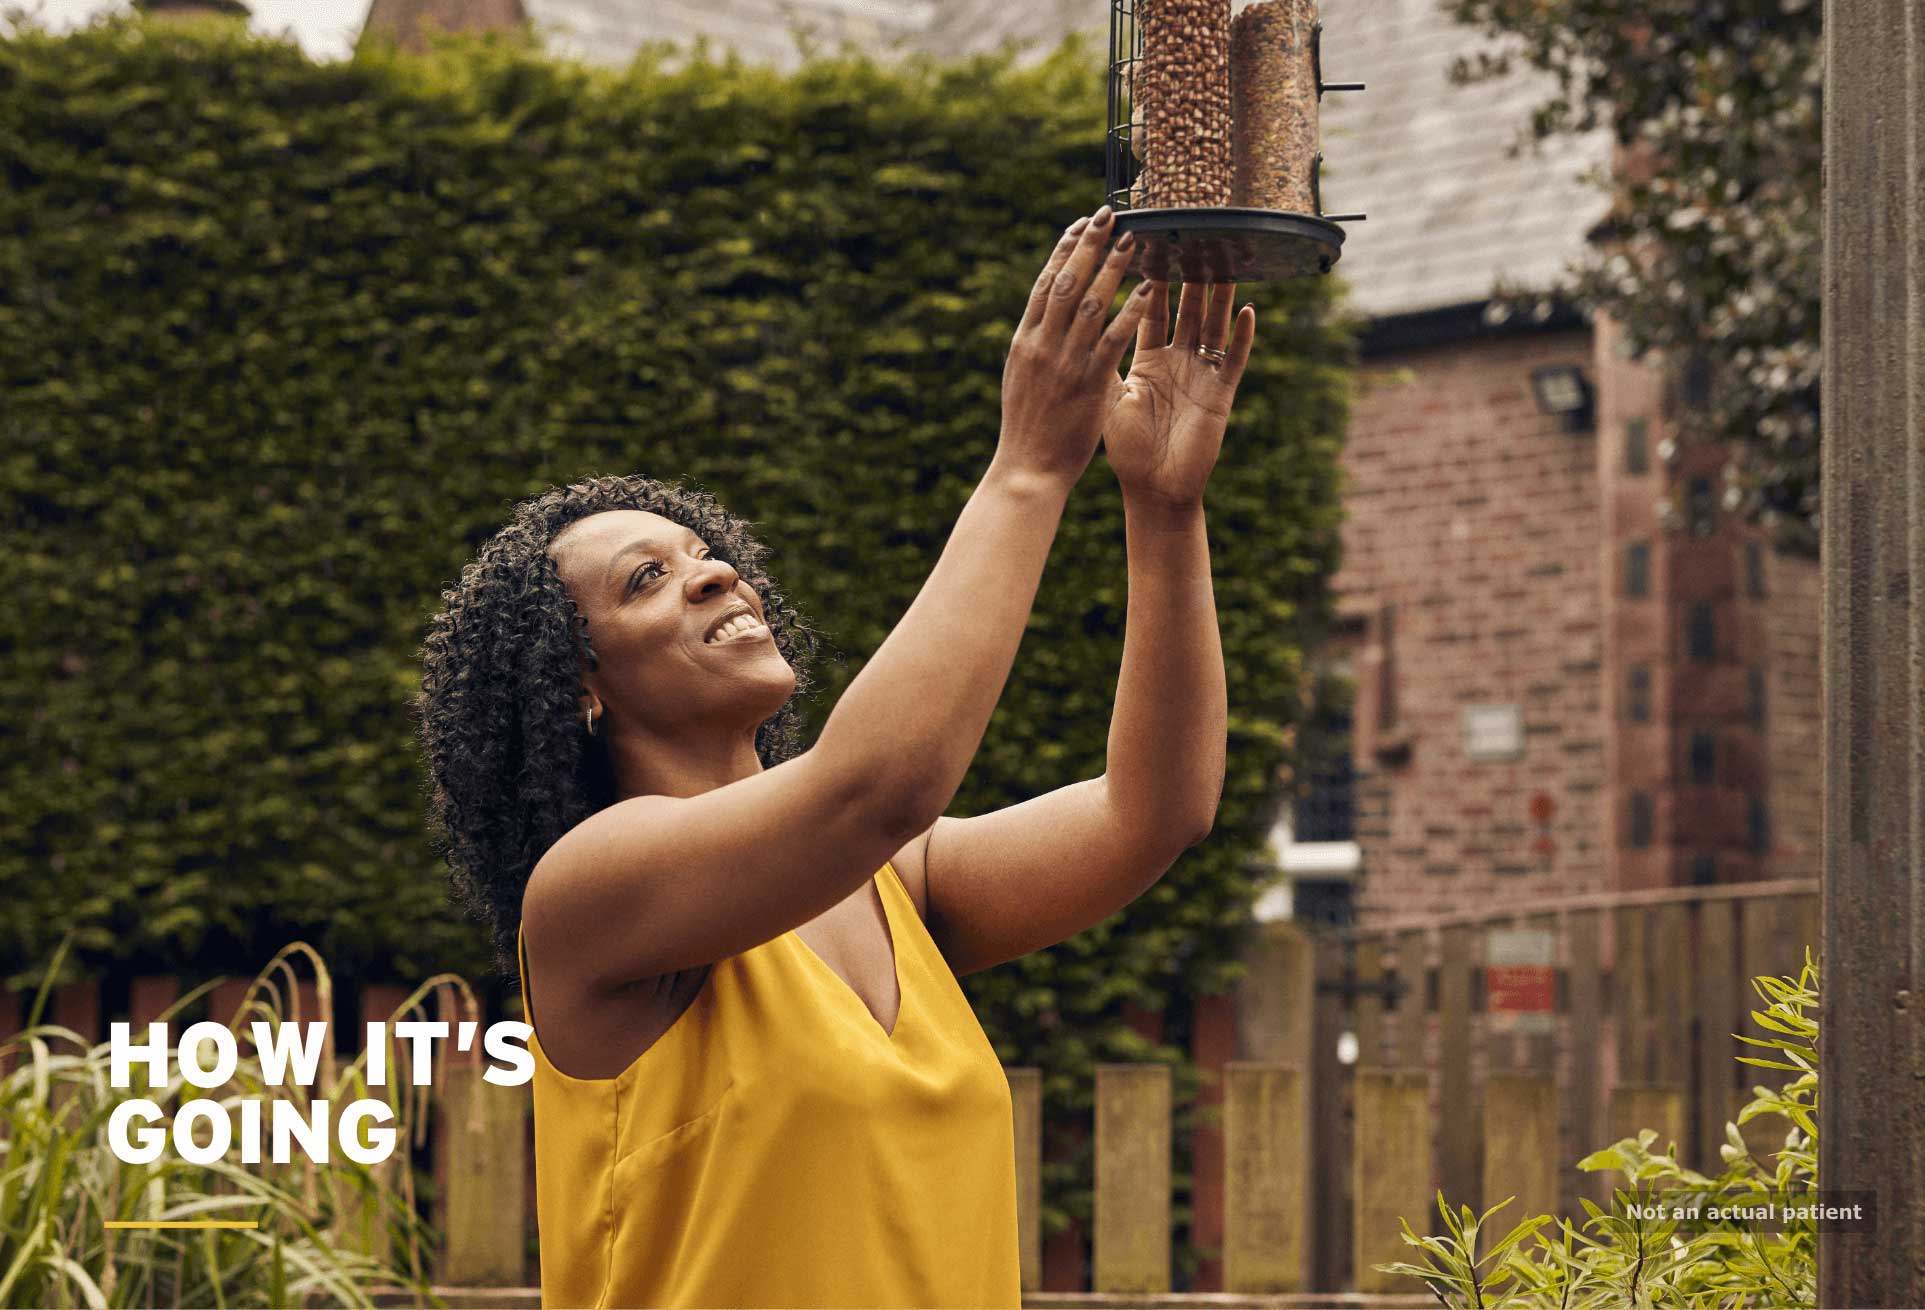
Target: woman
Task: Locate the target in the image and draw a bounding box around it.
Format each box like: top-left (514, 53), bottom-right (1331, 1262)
top-left (413, 204), bottom-right (1257, 1308)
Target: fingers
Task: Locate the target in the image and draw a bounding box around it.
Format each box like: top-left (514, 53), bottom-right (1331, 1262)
top-left (1220, 303), bottom-right (1257, 388)
top-left (1066, 230), bottom-right (1141, 354)
top-left (1040, 207), bottom-right (1118, 337)
top-left (1021, 215), bottom-right (1092, 333)
top-left (1095, 279), bottom-right (1161, 374)
top-left (1199, 280), bottom-right (1238, 354)
top-left (1135, 279), bottom-right (1170, 356)
top-left (1170, 281), bottom-right (1245, 369)
top-left (1170, 280), bottom-right (1207, 350)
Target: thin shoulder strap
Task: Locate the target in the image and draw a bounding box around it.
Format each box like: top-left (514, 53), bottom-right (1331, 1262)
top-left (516, 922), bottom-right (536, 1033)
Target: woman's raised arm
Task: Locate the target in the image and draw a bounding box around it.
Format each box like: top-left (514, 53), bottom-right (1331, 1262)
top-left (526, 208), bottom-right (1155, 989)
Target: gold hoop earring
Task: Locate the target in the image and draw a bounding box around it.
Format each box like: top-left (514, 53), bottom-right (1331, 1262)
top-left (584, 706), bottom-right (597, 735)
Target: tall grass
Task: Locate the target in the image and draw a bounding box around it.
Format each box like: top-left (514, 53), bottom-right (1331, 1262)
top-left (0, 935), bottom-right (470, 1308)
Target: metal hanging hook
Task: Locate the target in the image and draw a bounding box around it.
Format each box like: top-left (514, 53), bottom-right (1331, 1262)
top-left (1312, 20), bottom-right (1366, 98)
top-left (1309, 22), bottom-right (1366, 223)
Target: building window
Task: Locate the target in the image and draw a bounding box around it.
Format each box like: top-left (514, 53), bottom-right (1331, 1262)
top-left (1268, 660), bottom-right (1362, 885)
top-left (1688, 730), bottom-right (1716, 784)
top-left (1628, 792), bottom-right (1653, 848)
top-left (1687, 476), bottom-right (1717, 536)
top-left (1678, 350), bottom-right (1712, 411)
top-left (1746, 540), bottom-right (1766, 598)
top-left (1690, 853), bottom-right (1716, 885)
top-left (1625, 542), bottom-right (1651, 598)
top-left (1294, 741), bottom-right (1355, 842)
top-left (1290, 881), bottom-right (1356, 929)
top-left (1750, 796), bottom-right (1771, 854)
top-left (1686, 353), bottom-right (1711, 408)
top-left (1748, 665), bottom-right (1767, 729)
top-left (1625, 418), bottom-right (1649, 475)
top-left (1688, 602), bottom-right (1716, 660)
top-left (1626, 664), bottom-right (1652, 722)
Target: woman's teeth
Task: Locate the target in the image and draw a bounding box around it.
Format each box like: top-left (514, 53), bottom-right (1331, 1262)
top-left (707, 615), bottom-right (764, 643)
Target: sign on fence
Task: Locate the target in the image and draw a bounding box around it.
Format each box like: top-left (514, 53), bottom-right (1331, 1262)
top-left (1484, 925), bottom-right (1555, 1035)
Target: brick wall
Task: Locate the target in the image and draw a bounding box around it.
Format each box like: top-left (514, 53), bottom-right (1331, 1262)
top-left (1330, 312), bottom-right (1823, 921)
top-left (1594, 305), bottom-right (1678, 893)
top-left (1335, 327), bottom-right (1608, 923)
top-left (1593, 309), bottom-right (1822, 890)
top-left (1761, 542), bottom-right (1822, 880)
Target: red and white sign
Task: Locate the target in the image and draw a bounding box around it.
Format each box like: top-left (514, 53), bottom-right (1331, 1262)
top-left (1486, 963), bottom-right (1556, 1013)
top-left (1485, 926), bottom-right (1557, 1033)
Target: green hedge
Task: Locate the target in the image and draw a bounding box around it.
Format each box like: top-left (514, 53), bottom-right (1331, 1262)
top-left (0, 13), bottom-right (1357, 1279)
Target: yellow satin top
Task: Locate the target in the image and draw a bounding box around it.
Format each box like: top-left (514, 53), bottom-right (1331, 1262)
top-left (516, 860), bottom-right (1022, 1309)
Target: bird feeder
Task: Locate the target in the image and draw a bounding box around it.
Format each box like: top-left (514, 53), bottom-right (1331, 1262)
top-left (1106, 0), bottom-right (1366, 282)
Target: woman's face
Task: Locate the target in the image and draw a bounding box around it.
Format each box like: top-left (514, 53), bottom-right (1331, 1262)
top-left (548, 509), bottom-right (796, 741)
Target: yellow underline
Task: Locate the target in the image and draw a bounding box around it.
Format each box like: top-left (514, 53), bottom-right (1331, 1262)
top-left (106, 1220), bottom-right (260, 1229)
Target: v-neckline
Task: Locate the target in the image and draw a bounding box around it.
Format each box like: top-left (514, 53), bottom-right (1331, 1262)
top-left (790, 871), bottom-right (904, 1041)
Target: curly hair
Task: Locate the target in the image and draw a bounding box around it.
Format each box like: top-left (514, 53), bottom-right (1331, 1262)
top-left (411, 474), bottom-right (821, 980)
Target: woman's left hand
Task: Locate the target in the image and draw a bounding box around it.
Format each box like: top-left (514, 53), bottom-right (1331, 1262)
top-left (1101, 280), bottom-right (1256, 505)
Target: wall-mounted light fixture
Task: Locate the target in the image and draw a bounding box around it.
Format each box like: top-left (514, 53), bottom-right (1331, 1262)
top-left (1530, 363), bottom-right (1595, 433)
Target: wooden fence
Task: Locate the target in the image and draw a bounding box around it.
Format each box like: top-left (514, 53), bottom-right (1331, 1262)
top-left (1313, 878), bottom-right (1821, 1292)
top-left (3, 878), bottom-right (1817, 1300)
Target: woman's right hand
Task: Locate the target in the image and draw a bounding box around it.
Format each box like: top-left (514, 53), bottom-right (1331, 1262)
top-left (997, 206), bottom-right (1157, 488)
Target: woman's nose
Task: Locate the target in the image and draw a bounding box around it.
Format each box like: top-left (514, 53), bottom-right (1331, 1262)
top-left (689, 556), bottom-right (739, 596)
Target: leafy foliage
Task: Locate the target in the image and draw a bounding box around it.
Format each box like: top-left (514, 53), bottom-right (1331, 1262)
top-left (0, 12), bottom-right (1355, 1277)
top-left (0, 934), bottom-right (443, 1308)
top-left (1443, 0), bottom-right (1821, 557)
top-left (1380, 950), bottom-right (1820, 1307)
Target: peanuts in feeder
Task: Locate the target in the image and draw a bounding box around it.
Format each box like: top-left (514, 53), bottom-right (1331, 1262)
top-left (1231, 0), bottom-right (1321, 214)
top-left (1133, 0), bottom-right (1234, 209)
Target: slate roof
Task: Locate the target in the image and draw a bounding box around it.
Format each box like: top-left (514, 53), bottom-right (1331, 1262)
top-left (908, 0), bottom-right (1102, 63)
top-left (518, 0), bottom-right (934, 71)
top-left (370, 0), bottom-right (1615, 320)
top-left (1313, 0), bottom-right (1614, 317)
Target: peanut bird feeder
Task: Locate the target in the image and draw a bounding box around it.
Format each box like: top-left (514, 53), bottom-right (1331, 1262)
top-left (1106, 0), bottom-right (1366, 282)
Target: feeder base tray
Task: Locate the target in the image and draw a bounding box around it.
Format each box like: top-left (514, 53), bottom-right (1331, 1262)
top-left (1113, 207), bottom-right (1345, 282)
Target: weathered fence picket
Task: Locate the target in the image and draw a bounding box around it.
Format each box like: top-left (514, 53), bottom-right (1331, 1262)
top-left (1093, 1063), bottom-right (1172, 1293)
top-left (1435, 923), bottom-right (1476, 1212)
top-left (1350, 1070), bottom-right (1428, 1295)
top-left (1222, 1063), bottom-right (1309, 1293)
top-left (1565, 909), bottom-right (1603, 1214)
top-left (1482, 1073), bottom-right (1558, 1225)
top-left (1009, 1065), bottom-right (1044, 1292)
top-left (436, 1063), bottom-right (528, 1287)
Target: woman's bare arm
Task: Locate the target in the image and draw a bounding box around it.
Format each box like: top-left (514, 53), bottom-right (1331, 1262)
top-left (527, 210), bottom-right (1157, 989)
top-left (877, 280), bottom-right (1253, 976)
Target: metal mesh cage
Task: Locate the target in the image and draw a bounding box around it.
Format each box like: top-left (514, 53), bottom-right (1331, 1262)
top-left (1101, 0), bottom-right (1366, 281)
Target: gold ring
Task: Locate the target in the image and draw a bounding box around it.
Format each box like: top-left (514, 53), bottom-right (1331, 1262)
top-left (1195, 345), bottom-right (1227, 366)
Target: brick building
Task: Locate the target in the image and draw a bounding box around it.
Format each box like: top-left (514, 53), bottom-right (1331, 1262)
top-left (1267, 0), bottom-right (1823, 928)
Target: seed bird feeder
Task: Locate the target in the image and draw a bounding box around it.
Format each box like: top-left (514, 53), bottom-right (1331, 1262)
top-left (1106, 0), bottom-right (1366, 282)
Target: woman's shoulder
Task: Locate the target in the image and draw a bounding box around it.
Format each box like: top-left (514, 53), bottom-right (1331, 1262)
top-left (525, 933), bottom-right (713, 1081)
top-left (886, 829), bottom-right (933, 924)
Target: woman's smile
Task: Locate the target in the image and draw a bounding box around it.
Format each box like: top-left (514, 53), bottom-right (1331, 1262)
top-left (703, 612), bottom-right (771, 646)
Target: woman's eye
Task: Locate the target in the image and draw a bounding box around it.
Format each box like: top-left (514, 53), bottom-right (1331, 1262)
top-left (629, 560), bottom-right (665, 592)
